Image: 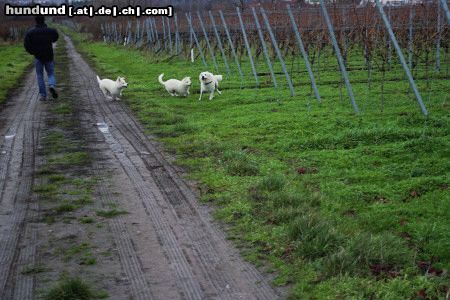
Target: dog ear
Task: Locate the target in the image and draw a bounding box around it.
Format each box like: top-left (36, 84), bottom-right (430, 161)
top-left (116, 76), bottom-right (121, 81)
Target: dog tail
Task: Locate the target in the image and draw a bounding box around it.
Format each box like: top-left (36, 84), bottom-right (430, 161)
top-left (215, 75), bottom-right (223, 82)
top-left (158, 74), bottom-right (165, 85)
top-left (96, 75), bottom-right (101, 84)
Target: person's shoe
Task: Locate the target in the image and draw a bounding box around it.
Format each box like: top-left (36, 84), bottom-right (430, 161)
top-left (38, 95), bottom-right (47, 102)
top-left (49, 87), bottom-right (58, 99)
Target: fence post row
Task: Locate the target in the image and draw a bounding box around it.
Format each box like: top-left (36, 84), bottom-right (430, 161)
top-left (208, 11), bottom-right (231, 75)
top-left (287, 5), bottom-right (321, 102)
top-left (186, 12), bottom-right (208, 67)
top-left (219, 10), bottom-right (244, 85)
top-left (260, 7), bottom-right (295, 96)
top-left (375, 0), bottom-right (428, 116)
top-left (252, 7), bottom-right (278, 89)
top-left (319, 0), bottom-right (359, 113)
top-left (197, 11), bottom-right (219, 72)
top-left (236, 7), bottom-right (260, 87)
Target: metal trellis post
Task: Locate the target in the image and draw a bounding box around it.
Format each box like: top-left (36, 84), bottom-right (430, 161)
top-left (287, 5), bottom-right (321, 102)
top-left (197, 11), bottom-right (219, 72)
top-left (161, 16), bottom-right (167, 51)
top-left (319, 0), bottom-right (359, 113)
top-left (186, 12), bottom-right (208, 67)
top-left (375, 0), bottom-right (428, 116)
top-left (252, 7), bottom-right (277, 89)
top-left (174, 14), bottom-right (180, 54)
top-left (219, 10), bottom-right (244, 85)
top-left (167, 17), bottom-right (173, 54)
top-left (436, 2), bottom-right (441, 71)
top-left (260, 7), bottom-right (295, 96)
top-left (236, 7), bottom-right (259, 87)
top-left (439, 0), bottom-right (450, 26)
top-left (152, 18), bottom-right (161, 50)
top-left (209, 11), bottom-right (231, 75)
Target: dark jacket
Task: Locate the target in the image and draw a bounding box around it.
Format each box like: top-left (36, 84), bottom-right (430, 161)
top-left (24, 24), bottom-right (59, 62)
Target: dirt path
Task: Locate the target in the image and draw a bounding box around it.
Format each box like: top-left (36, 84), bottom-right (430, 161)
top-left (0, 36), bottom-right (281, 299)
top-left (0, 69), bottom-right (41, 299)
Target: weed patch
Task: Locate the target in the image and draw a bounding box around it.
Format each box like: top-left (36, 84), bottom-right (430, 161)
top-left (43, 277), bottom-right (107, 300)
top-left (96, 209), bottom-right (128, 218)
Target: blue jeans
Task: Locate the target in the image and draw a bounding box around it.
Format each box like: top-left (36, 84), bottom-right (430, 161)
top-left (35, 59), bottom-right (56, 97)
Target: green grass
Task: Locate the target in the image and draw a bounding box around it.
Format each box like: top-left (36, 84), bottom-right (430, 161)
top-left (0, 43), bottom-right (32, 104)
top-left (48, 151), bottom-right (90, 166)
top-left (55, 203), bottom-right (79, 214)
top-left (79, 216), bottom-right (95, 224)
top-left (21, 264), bottom-right (50, 275)
top-left (43, 277), bottom-right (107, 300)
top-left (69, 29), bottom-right (450, 299)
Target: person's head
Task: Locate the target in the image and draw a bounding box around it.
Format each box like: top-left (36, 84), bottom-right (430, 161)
top-left (35, 16), bottom-right (45, 25)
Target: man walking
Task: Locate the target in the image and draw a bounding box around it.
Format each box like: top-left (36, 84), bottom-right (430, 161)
top-left (24, 16), bottom-right (59, 101)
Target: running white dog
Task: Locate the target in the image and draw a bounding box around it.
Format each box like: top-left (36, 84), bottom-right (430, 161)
top-left (198, 71), bottom-right (223, 101)
top-left (158, 74), bottom-right (191, 97)
top-left (96, 75), bottom-right (128, 100)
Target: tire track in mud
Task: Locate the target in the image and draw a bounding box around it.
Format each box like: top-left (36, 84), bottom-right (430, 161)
top-left (65, 35), bottom-right (280, 300)
top-left (0, 71), bottom-right (41, 299)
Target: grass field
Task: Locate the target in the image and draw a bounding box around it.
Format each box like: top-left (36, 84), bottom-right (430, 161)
top-left (67, 28), bottom-right (449, 299)
top-left (0, 43), bottom-right (32, 104)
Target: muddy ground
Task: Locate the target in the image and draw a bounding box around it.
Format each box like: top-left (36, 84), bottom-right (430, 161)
top-left (0, 36), bottom-right (282, 299)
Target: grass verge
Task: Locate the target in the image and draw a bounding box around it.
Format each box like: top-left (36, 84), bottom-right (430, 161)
top-left (0, 43), bottom-right (32, 104)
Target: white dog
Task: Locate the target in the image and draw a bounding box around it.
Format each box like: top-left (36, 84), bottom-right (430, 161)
top-left (199, 71), bottom-right (223, 101)
top-left (96, 75), bottom-right (128, 100)
top-left (158, 74), bottom-right (191, 97)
